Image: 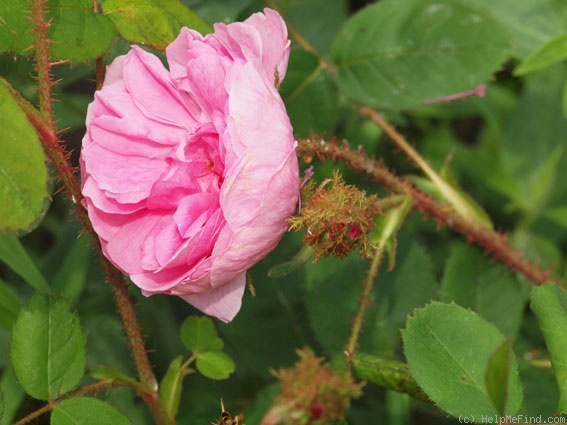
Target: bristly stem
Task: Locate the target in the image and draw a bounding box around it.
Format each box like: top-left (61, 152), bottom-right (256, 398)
top-left (14, 380), bottom-right (115, 425)
top-left (27, 2), bottom-right (171, 423)
top-left (30, 0), bottom-right (54, 125)
top-left (345, 248), bottom-right (384, 367)
top-left (297, 136), bottom-right (559, 287)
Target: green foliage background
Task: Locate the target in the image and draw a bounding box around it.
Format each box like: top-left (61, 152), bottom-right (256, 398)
top-left (0, 0), bottom-right (566, 423)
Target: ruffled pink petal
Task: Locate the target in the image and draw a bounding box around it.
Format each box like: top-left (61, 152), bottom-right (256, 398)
top-left (167, 29), bottom-right (231, 116)
top-left (212, 8), bottom-right (290, 84)
top-left (180, 272), bottom-right (246, 323)
top-left (220, 60), bottom-right (297, 229)
top-left (123, 46), bottom-right (200, 126)
top-left (80, 8), bottom-right (297, 323)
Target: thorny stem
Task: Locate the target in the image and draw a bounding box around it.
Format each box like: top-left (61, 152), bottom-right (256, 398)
top-left (345, 249), bottom-right (384, 367)
top-left (13, 380), bottom-right (114, 425)
top-left (30, 0), bottom-right (54, 125)
top-left (297, 136), bottom-right (559, 287)
top-left (26, 1), bottom-right (171, 424)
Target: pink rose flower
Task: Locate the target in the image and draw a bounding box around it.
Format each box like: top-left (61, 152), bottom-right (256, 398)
top-left (80, 8), bottom-right (299, 322)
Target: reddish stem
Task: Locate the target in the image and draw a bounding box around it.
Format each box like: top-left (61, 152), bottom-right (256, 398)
top-left (297, 136), bottom-right (559, 287)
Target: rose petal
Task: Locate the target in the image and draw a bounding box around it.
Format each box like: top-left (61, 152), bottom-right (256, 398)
top-left (180, 272), bottom-right (246, 323)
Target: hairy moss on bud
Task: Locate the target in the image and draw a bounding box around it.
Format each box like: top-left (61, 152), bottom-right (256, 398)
top-left (261, 348), bottom-right (364, 425)
top-left (289, 171), bottom-right (380, 261)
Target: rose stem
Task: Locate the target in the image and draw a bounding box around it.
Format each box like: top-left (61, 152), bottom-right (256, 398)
top-left (297, 136), bottom-right (559, 287)
top-left (13, 380), bottom-right (115, 425)
top-left (28, 1), bottom-right (171, 423)
top-left (345, 248), bottom-right (385, 367)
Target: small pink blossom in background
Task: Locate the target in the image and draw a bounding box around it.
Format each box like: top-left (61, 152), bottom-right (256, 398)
top-left (80, 8), bottom-right (299, 322)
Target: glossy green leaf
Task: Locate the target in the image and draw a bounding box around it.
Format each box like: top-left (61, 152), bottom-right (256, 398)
top-left (49, 0), bottom-right (116, 62)
top-left (0, 0), bottom-right (33, 54)
top-left (440, 243), bottom-right (527, 337)
top-left (530, 284), bottom-right (567, 413)
top-left (331, 0), bottom-right (510, 110)
top-left (102, 0), bottom-right (212, 47)
top-left (353, 352), bottom-right (429, 402)
top-left (0, 279), bottom-right (21, 330)
top-left (51, 397), bottom-right (131, 425)
top-left (515, 33), bottom-right (567, 75)
top-left (180, 315), bottom-right (222, 354)
top-left (160, 355), bottom-right (189, 420)
top-left (0, 79), bottom-right (49, 233)
top-left (196, 351), bottom-right (235, 380)
top-left (10, 294), bottom-right (86, 400)
top-left (402, 302), bottom-right (523, 418)
top-left (281, 50), bottom-right (339, 137)
top-left (485, 339), bottom-right (513, 416)
top-left (0, 232), bottom-right (50, 293)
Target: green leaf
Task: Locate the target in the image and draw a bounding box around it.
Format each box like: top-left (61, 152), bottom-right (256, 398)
top-left (196, 351), bottom-right (235, 380)
top-left (402, 302), bottom-right (523, 418)
top-left (49, 0), bottom-right (116, 63)
top-left (485, 339), bottom-right (513, 416)
top-left (102, 0), bottom-right (212, 47)
top-left (331, 0), bottom-right (510, 110)
top-left (0, 232), bottom-right (50, 293)
top-left (530, 284), bottom-right (567, 413)
top-left (0, 0), bottom-right (33, 54)
top-left (51, 397), bottom-right (131, 425)
top-left (10, 294), bottom-right (86, 400)
top-left (0, 367), bottom-right (25, 425)
top-left (280, 50), bottom-right (339, 137)
top-left (515, 33), bottom-right (567, 75)
top-left (88, 366), bottom-right (139, 387)
top-left (0, 79), bottom-right (49, 233)
top-left (440, 243), bottom-right (528, 337)
top-left (352, 352), bottom-right (429, 402)
top-left (180, 315), bottom-right (222, 354)
top-left (461, 0), bottom-right (567, 59)
top-left (0, 0), bottom-right (116, 62)
top-left (0, 279), bottom-right (21, 330)
top-left (159, 355), bottom-right (189, 420)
